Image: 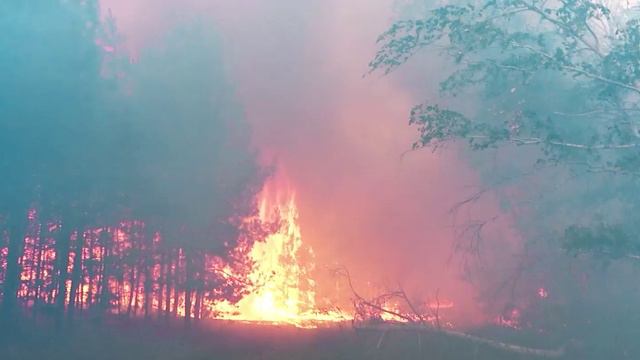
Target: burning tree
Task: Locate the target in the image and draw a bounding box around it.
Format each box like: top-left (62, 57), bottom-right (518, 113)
top-left (123, 21), bottom-right (267, 324)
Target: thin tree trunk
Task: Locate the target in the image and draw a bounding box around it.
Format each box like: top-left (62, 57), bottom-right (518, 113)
top-left (133, 270), bottom-right (141, 317)
top-left (158, 249), bottom-right (165, 317)
top-left (32, 223), bottom-right (46, 318)
top-left (1, 214), bottom-right (27, 322)
top-left (164, 249), bottom-right (173, 320)
top-left (118, 272), bottom-right (124, 315)
top-left (116, 273), bottom-right (123, 315)
top-left (87, 233), bottom-right (94, 309)
top-left (127, 266), bottom-right (137, 317)
top-left (54, 222), bottom-right (74, 328)
top-left (194, 289), bottom-right (202, 320)
top-left (171, 251), bottom-right (179, 318)
top-left (68, 229), bottom-right (85, 322)
top-left (184, 248), bottom-right (192, 326)
top-left (97, 229), bottom-right (111, 318)
top-left (143, 227), bottom-right (153, 319)
top-left (24, 224), bottom-right (37, 309)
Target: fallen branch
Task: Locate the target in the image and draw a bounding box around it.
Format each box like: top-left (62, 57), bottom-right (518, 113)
top-left (333, 267), bottom-right (417, 323)
top-left (355, 323), bottom-right (565, 358)
top-left (334, 266), bottom-right (564, 358)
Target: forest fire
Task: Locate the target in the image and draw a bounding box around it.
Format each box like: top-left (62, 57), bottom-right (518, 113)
top-left (7, 0), bottom-right (640, 358)
top-left (211, 186), bottom-right (350, 327)
top-left (3, 177), bottom-right (444, 329)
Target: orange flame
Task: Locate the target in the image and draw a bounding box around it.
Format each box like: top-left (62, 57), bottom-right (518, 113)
top-left (213, 186), bottom-right (349, 327)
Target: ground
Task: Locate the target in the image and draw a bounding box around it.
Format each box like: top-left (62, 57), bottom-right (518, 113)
top-left (0, 314), bottom-right (572, 360)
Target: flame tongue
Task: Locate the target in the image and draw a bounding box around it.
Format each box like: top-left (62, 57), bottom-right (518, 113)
top-left (236, 192), bottom-right (310, 321)
top-left (214, 188), bottom-right (348, 327)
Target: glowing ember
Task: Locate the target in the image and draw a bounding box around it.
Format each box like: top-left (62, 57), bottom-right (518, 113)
top-left (213, 187), bottom-right (349, 327)
top-left (380, 301), bottom-right (408, 322)
top-left (497, 307), bottom-right (522, 329)
top-left (537, 287), bottom-right (549, 299)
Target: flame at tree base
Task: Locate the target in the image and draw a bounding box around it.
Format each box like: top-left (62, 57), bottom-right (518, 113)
top-left (209, 182), bottom-right (457, 329)
top-left (212, 186), bottom-right (350, 328)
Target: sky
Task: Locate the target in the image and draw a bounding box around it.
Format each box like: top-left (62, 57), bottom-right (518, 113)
top-left (100, 0), bottom-right (520, 325)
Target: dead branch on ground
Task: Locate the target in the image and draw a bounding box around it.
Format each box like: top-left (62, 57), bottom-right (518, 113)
top-left (332, 266), bottom-right (566, 358)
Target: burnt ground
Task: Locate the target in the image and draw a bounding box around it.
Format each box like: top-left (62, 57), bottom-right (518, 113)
top-left (0, 315), bottom-right (581, 360)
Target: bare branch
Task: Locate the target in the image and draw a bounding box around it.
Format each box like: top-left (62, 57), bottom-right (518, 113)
top-left (513, 137), bottom-right (640, 149)
top-left (332, 267), bottom-right (417, 324)
top-left (468, 133), bottom-right (640, 149)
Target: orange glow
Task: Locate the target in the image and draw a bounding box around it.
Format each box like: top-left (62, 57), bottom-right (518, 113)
top-left (537, 287), bottom-right (549, 299)
top-left (497, 307), bottom-right (522, 329)
top-left (380, 301), bottom-right (408, 322)
top-left (213, 185), bottom-right (350, 327)
top-left (4, 189), bottom-right (457, 329)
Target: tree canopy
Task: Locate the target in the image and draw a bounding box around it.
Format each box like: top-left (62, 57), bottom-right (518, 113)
top-left (0, 1), bottom-right (265, 322)
top-left (371, 0), bottom-right (640, 260)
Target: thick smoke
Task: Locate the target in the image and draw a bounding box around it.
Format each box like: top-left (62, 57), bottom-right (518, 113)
top-left (0, 0), bottom-right (262, 250)
top-left (368, 0), bottom-right (640, 357)
top-left (123, 22), bottom-right (264, 249)
top-left (0, 0), bottom-right (267, 327)
top-left (102, 0), bottom-right (522, 325)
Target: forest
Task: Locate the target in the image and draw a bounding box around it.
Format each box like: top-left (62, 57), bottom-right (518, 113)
top-left (0, 1), bottom-right (268, 329)
top-left (3, 0), bottom-right (640, 359)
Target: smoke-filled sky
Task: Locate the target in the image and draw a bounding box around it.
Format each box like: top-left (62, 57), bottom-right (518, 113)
top-left (102, 0), bottom-right (520, 323)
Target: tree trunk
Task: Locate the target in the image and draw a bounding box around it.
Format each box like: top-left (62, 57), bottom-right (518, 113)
top-left (164, 249), bottom-right (173, 320)
top-left (1, 214), bottom-right (27, 322)
top-left (127, 266), bottom-right (137, 317)
top-left (117, 273), bottom-right (124, 315)
top-left (32, 223), bottom-right (46, 318)
top-left (133, 270), bottom-right (141, 317)
top-left (97, 229), bottom-right (111, 318)
top-left (54, 222), bottom-right (74, 328)
top-left (143, 227), bottom-right (153, 319)
top-left (171, 251), bottom-right (179, 317)
top-left (32, 223), bottom-right (46, 321)
top-left (86, 233), bottom-right (94, 309)
top-left (184, 248), bottom-right (193, 327)
top-left (68, 229), bottom-right (85, 322)
top-left (194, 289), bottom-right (202, 320)
top-left (157, 249), bottom-right (165, 317)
